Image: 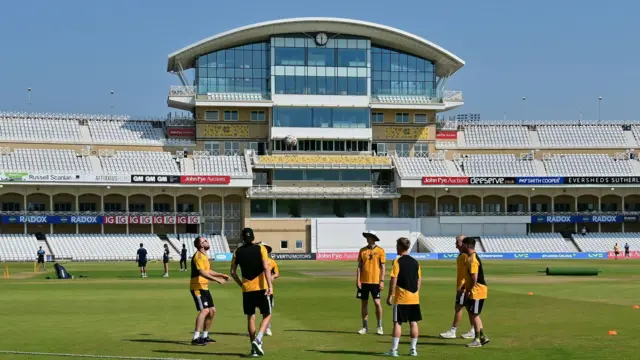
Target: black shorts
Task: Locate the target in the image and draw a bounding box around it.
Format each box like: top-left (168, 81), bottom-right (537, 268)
top-left (191, 289), bottom-right (215, 311)
top-left (455, 291), bottom-right (467, 306)
top-left (392, 304), bottom-right (422, 324)
top-left (466, 298), bottom-right (485, 315)
top-left (138, 261), bottom-right (147, 267)
top-left (180, 257), bottom-right (187, 263)
top-left (37, 256), bottom-right (45, 264)
top-left (163, 257), bottom-right (169, 264)
top-left (356, 283), bottom-right (381, 300)
top-left (242, 290), bottom-right (272, 316)
top-left (625, 251), bottom-right (630, 256)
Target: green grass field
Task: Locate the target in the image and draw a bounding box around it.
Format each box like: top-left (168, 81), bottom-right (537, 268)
top-left (1, 259), bottom-right (639, 360)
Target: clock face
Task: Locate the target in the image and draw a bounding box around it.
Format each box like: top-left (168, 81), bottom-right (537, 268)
top-left (315, 32), bottom-right (328, 46)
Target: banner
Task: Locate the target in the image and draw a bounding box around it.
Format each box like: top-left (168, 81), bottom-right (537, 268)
top-left (422, 177), bottom-right (469, 185)
top-left (104, 215), bottom-right (200, 225)
top-left (607, 251), bottom-right (640, 259)
top-left (167, 128), bottom-right (195, 137)
top-left (0, 172), bottom-right (130, 183)
top-left (516, 177), bottom-right (565, 185)
top-left (437, 252), bottom-right (607, 260)
top-left (271, 253), bottom-right (316, 260)
top-left (469, 177), bottom-right (516, 185)
top-left (180, 176), bottom-right (231, 185)
top-left (436, 131), bottom-right (457, 140)
top-left (103, 216), bottom-right (129, 224)
top-left (531, 215), bottom-right (625, 224)
top-left (386, 253), bottom-right (439, 261)
top-left (566, 177), bottom-right (640, 185)
top-left (213, 253), bottom-right (233, 261)
top-left (316, 252), bottom-right (360, 261)
top-left (0, 215), bottom-right (103, 224)
top-left (131, 175), bottom-right (181, 184)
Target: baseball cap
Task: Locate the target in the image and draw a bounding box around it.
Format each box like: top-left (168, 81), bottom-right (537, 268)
top-left (242, 228), bottom-right (255, 242)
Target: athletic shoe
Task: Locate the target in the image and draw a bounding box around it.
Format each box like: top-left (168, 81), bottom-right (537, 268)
top-left (163, 274), bottom-right (169, 278)
top-left (466, 339), bottom-right (483, 348)
top-left (251, 340), bottom-right (264, 356)
top-left (460, 330), bottom-right (476, 339)
top-left (357, 327), bottom-right (367, 335)
top-left (409, 348), bottom-right (418, 357)
top-left (383, 349), bottom-right (398, 357)
top-left (191, 338), bottom-right (207, 346)
top-left (377, 327), bottom-right (384, 335)
top-left (480, 336), bottom-right (490, 346)
top-left (201, 336), bottom-right (216, 343)
top-left (439, 329), bottom-right (456, 339)
top-left (265, 328), bottom-right (272, 336)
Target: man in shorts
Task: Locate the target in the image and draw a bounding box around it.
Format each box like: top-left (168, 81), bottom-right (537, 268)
top-left (136, 243), bottom-right (147, 278)
top-left (624, 243), bottom-right (630, 259)
top-left (163, 244), bottom-right (170, 278)
top-left (190, 236), bottom-right (230, 345)
top-left (440, 235), bottom-right (475, 339)
top-left (356, 230), bottom-right (386, 335)
top-left (180, 244), bottom-right (188, 271)
top-left (462, 237), bottom-right (490, 348)
top-left (262, 243), bottom-right (279, 336)
top-left (231, 228), bottom-right (273, 357)
top-left (614, 243), bottom-right (620, 260)
top-left (384, 237), bottom-right (421, 357)
top-left (37, 246), bottom-right (46, 271)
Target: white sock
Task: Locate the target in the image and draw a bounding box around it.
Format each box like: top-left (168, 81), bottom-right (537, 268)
top-left (267, 323), bottom-right (271, 329)
top-left (470, 328), bottom-right (476, 334)
top-left (193, 331), bottom-right (200, 340)
top-left (450, 327), bottom-right (457, 332)
top-left (201, 331), bottom-right (208, 338)
top-left (256, 331), bottom-right (264, 343)
top-left (410, 337), bottom-right (418, 350)
top-left (378, 320), bottom-right (383, 328)
top-left (391, 337), bottom-right (400, 351)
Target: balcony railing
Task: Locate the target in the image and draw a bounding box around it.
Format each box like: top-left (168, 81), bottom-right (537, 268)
top-left (169, 86), bottom-right (196, 96)
top-left (247, 185), bottom-right (400, 199)
top-left (442, 90), bottom-right (463, 102)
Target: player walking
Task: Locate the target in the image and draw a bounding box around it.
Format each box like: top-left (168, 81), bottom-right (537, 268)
top-left (180, 244), bottom-right (188, 271)
top-left (163, 244), bottom-right (170, 278)
top-left (440, 235), bottom-right (475, 340)
top-left (384, 237), bottom-right (421, 357)
top-left (624, 243), bottom-right (630, 259)
top-left (356, 230), bottom-right (386, 335)
top-left (614, 243), bottom-right (620, 260)
top-left (262, 243), bottom-right (279, 336)
top-left (190, 236), bottom-right (230, 346)
top-left (136, 243), bottom-right (147, 278)
top-left (461, 237), bottom-right (490, 348)
top-left (36, 246), bottom-right (46, 271)
top-left (230, 228), bottom-right (273, 357)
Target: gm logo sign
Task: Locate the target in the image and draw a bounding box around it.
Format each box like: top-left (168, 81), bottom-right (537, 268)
top-left (514, 253), bottom-right (529, 259)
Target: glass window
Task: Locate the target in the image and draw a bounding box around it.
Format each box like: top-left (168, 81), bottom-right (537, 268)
top-left (274, 170), bottom-right (304, 181)
top-left (204, 141), bottom-right (220, 155)
top-left (54, 203), bottom-right (72, 212)
top-left (306, 170), bottom-right (339, 181)
top-left (338, 49), bottom-right (366, 67)
top-left (372, 112), bottom-right (384, 123)
top-left (395, 113), bottom-right (409, 123)
top-left (341, 170), bottom-right (370, 181)
top-left (224, 110), bottom-right (238, 121)
top-left (280, 240), bottom-right (288, 249)
top-left (308, 48), bottom-right (335, 66)
top-left (251, 200), bottom-right (272, 217)
top-left (204, 111), bottom-right (219, 121)
top-left (79, 203), bottom-right (96, 212)
top-left (295, 240), bottom-right (303, 249)
top-left (275, 48), bottom-right (305, 66)
top-left (251, 111), bottom-right (265, 121)
top-left (273, 107), bottom-right (369, 128)
top-left (414, 114), bottom-right (428, 123)
top-left (224, 142), bottom-right (240, 155)
top-left (397, 143), bottom-right (411, 157)
top-left (414, 143), bottom-right (428, 157)
top-left (371, 46), bottom-right (435, 98)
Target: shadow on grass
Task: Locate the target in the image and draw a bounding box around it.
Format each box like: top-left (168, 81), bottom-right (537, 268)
top-left (183, 331), bottom-right (248, 337)
top-left (285, 329), bottom-right (358, 335)
top-left (307, 349), bottom-right (382, 356)
top-left (154, 349), bottom-right (246, 357)
top-left (126, 339), bottom-right (190, 346)
top-left (376, 340), bottom-right (463, 347)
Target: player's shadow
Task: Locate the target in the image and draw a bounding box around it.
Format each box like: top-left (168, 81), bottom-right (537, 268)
top-left (154, 349), bottom-right (246, 358)
top-left (377, 339), bottom-right (463, 347)
top-left (126, 339), bottom-right (190, 346)
top-left (286, 329), bottom-right (357, 335)
top-left (307, 349), bottom-right (382, 356)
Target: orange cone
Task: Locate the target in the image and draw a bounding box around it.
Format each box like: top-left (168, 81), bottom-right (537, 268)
top-left (527, 292), bottom-right (534, 295)
top-left (608, 330), bottom-right (617, 335)
top-left (633, 305), bottom-right (639, 309)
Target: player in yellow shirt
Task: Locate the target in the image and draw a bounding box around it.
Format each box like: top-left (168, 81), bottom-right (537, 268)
top-left (614, 243), bottom-right (620, 260)
top-left (462, 237), bottom-right (490, 348)
top-left (440, 235), bottom-right (475, 339)
top-left (356, 230), bottom-right (386, 335)
top-left (258, 243), bottom-right (279, 336)
top-left (384, 237), bottom-right (421, 357)
top-left (189, 236), bottom-right (230, 346)
top-left (231, 228), bottom-right (273, 357)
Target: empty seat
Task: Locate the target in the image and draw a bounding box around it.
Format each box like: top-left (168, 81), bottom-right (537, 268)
top-left (394, 157), bottom-right (455, 177)
top-left (572, 233), bottom-right (640, 252)
top-left (460, 154), bottom-right (536, 177)
top-left (99, 151), bottom-right (180, 174)
top-left (193, 156), bottom-right (248, 176)
top-left (167, 234), bottom-right (230, 259)
top-left (464, 126), bottom-right (531, 148)
top-left (89, 121), bottom-right (163, 145)
top-left (0, 234), bottom-right (39, 261)
top-left (0, 148), bottom-right (92, 173)
top-left (543, 154), bottom-right (633, 176)
top-left (481, 233), bottom-right (577, 253)
top-left (538, 125), bottom-right (626, 148)
top-left (46, 234), bottom-right (170, 261)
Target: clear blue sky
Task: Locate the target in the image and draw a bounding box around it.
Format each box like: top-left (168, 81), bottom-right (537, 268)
top-left (1, 0), bottom-right (637, 120)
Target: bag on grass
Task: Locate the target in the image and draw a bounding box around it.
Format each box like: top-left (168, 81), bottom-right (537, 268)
top-left (54, 263), bottom-right (72, 279)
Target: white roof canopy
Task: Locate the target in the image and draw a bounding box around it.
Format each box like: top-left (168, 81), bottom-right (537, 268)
top-left (167, 17), bottom-right (464, 78)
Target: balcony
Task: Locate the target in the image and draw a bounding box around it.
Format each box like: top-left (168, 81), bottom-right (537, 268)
top-left (169, 86), bottom-right (196, 96)
top-left (247, 185), bottom-right (400, 199)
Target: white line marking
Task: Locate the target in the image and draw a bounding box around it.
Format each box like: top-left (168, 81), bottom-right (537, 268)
top-left (0, 350), bottom-right (199, 360)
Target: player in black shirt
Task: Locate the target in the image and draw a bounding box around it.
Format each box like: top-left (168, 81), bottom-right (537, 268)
top-left (37, 247), bottom-right (46, 271)
top-left (625, 243), bottom-right (630, 258)
top-left (180, 244), bottom-right (188, 272)
top-left (136, 243), bottom-right (148, 278)
top-left (163, 244), bottom-right (170, 278)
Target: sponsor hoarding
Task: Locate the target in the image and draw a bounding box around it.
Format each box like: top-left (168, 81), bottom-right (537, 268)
top-left (437, 252), bottom-right (607, 260)
top-left (131, 175), bottom-right (181, 184)
top-left (469, 177), bottom-right (517, 185)
top-left (607, 251), bottom-right (640, 259)
top-left (530, 215), bottom-right (625, 224)
top-left (422, 177), bottom-right (469, 185)
top-left (0, 172), bottom-right (130, 183)
top-left (213, 253), bottom-right (234, 261)
top-left (516, 177), bottom-right (565, 185)
top-left (271, 253), bottom-right (316, 260)
top-left (566, 177), bottom-right (640, 185)
top-left (103, 215), bottom-right (200, 225)
top-left (167, 128), bottom-right (195, 137)
top-left (0, 215), bottom-right (103, 224)
top-left (436, 131), bottom-right (458, 140)
top-left (316, 252), bottom-right (360, 261)
top-left (180, 175), bottom-right (231, 185)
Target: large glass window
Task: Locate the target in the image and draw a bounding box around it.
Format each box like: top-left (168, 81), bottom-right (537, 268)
top-left (275, 48), bottom-right (305, 66)
top-left (273, 169), bottom-right (371, 181)
top-left (371, 46), bottom-right (435, 97)
top-left (338, 49), bottom-right (367, 67)
top-left (273, 107), bottom-right (369, 128)
top-left (308, 48), bottom-right (335, 66)
top-left (196, 42), bottom-right (270, 95)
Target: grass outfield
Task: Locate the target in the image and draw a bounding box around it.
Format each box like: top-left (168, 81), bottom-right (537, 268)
top-left (1, 259), bottom-right (639, 360)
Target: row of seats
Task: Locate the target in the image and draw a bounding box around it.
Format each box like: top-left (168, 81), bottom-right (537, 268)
top-left (537, 125), bottom-right (627, 147)
top-left (88, 121), bottom-right (163, 145)
top-left (194, 156), bottom-right (248, 175)
top-left (459, 154), bottom-right (537, 177)
top-left (257, 155), bottom-right (391, 166)
top-left (100, 151), bottom-right (180, 175)
top-left (543, 154), bottom-right (634, 176)
top-left (572, 233), bottom-right (640, 252)
top-left (395, 157), bottom-right (452, 177)
top-left (0, 234), bottom-right (39, 261)
top-left (166, 234), bottom-right (230, 259)
top-left (481, 233), bottom-right (577, 253)
top-left (0, 119), bottom-right (80, 142)
top-left (464, 126), bottom-right (532, 148)
top-left (47, 234), bottom-right (171, 261)
top-left (0, 148), bottom-right (93, 173)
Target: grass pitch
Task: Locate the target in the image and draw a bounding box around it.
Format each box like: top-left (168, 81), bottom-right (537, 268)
top-left (1, 259), bottom-right (639, 359)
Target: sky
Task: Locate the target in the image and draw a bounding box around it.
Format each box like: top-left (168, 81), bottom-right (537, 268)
top-left (0, 0), bottom-right (638, 120)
